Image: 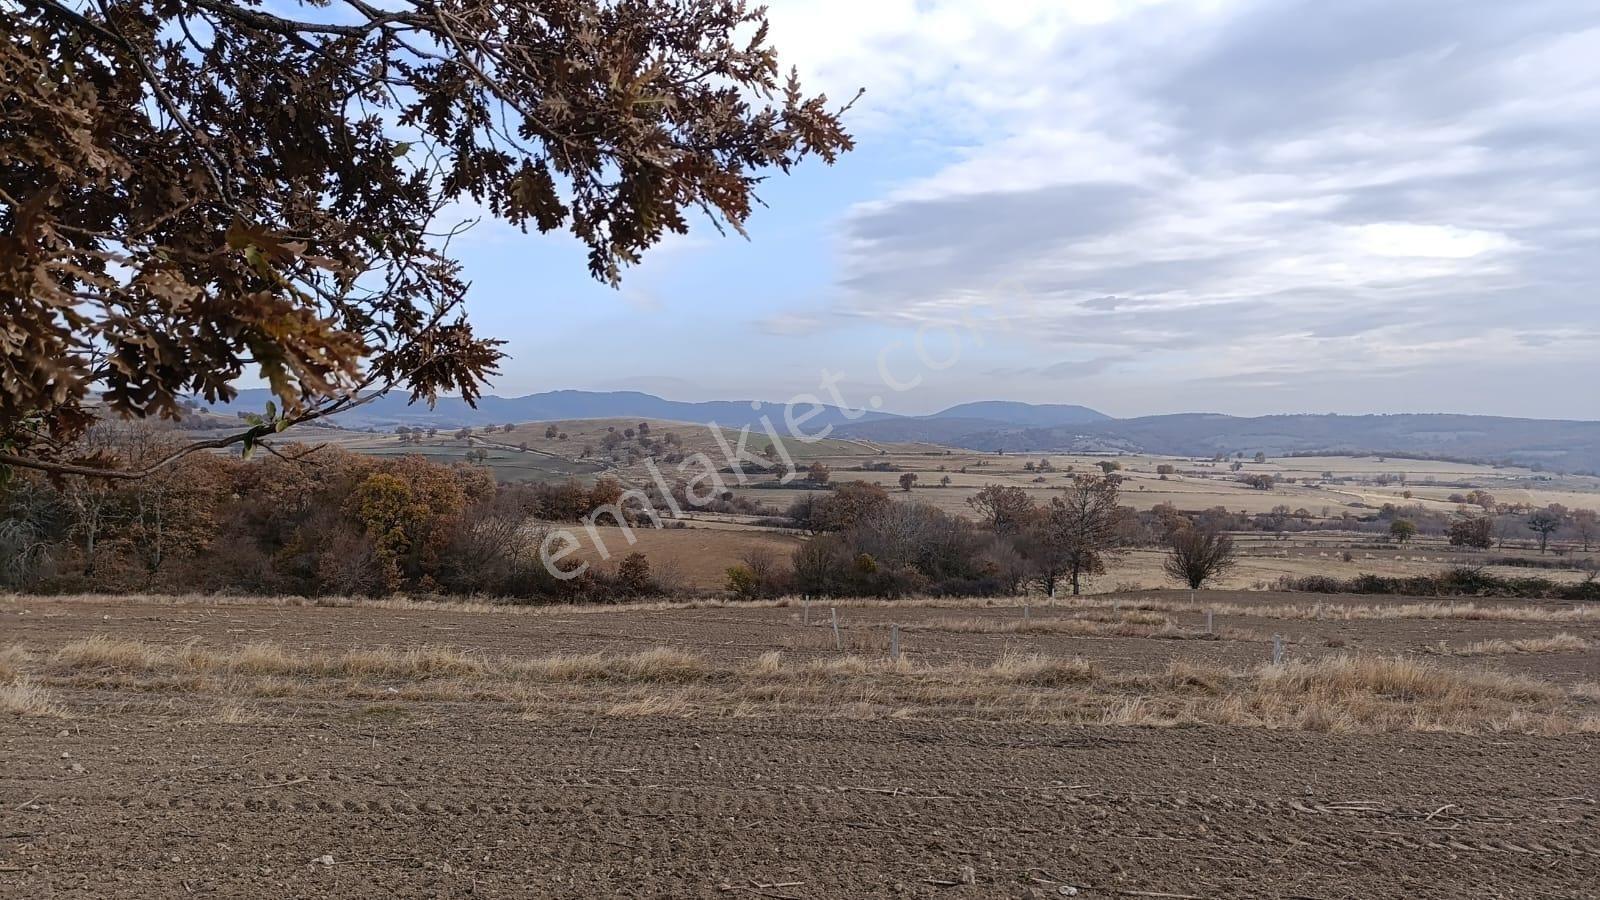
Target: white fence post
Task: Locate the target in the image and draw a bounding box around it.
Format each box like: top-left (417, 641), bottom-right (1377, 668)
top-left (831, 607), bottom-right (842, 652)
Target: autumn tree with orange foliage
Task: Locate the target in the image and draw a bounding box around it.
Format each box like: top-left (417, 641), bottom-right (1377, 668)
top-left (1, 1), bottom-right (855, 477)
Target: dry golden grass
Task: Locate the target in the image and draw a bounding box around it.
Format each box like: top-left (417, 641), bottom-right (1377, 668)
top-left (19, 636), bottom-right (1599, 735)
top-left (801, 654), bottom-right (916, 678)
top-left (0, 677), bottom-right (65, 717)
top-left (1074, 596), bottom-right (1600, 624)
top-left (1428, 634), bottom-right (1593, 656)
top-left (908, 613), bottom-right (1265, 643)
top-left (911, 613), bottom-right (1166, 636)
top-left (503, 647), bottom-right (707, 682)
top-left (1255, 654), bottom-right (1558, 703)
top-left (743, 650), bottom-right (785, 677)
top-left (1235, 656), bottom-right (1572, 734)
top-left (52, 635), bottom-right (163, 670)
top-left (341, 646), bottom-right (485, 678)
top-left (987, 651), bottom-right (1097, 686)
top-left (606, 692), bottom-right (694, 718)
top-left (226, 642), bottom-right (305, 675)
top-left (49, 637), bottom-right (490, 680)
top-left (0, 644), bottom-right (28, 680)
top-left (16, 589), bottom-right (1597, 629)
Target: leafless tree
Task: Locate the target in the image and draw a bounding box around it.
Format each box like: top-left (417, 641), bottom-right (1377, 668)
top-left (0, 479), bottom-right (59, 587)
top-left (1162, 524), bottom-right (1237, 590)
top-left (1571, 509), bottom-right (1597, 553)
top-left (1527, 508), bottom-right (1563, 554)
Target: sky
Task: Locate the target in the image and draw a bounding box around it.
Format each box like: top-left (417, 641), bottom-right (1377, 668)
top-left (447, 0), bottom-right (1600, 420)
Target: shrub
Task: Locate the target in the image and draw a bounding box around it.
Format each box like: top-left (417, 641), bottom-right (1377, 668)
top-left (615, 553), bottom-right (656, 597)
top-left (1278, 567), bottom-right (1600, 601)
top-left (724, 565), bottom-right (757, 599)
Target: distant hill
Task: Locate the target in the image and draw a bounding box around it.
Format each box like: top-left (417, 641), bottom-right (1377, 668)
top-left (200, 389), bottom-right (1600, 473)
top-left (838, 412), bottom-right (1600, 473)
top-left (817, 415), bottom-right (1021, 445)
top-left (203, 388), bottom-right (901, 433)
top-left (932, 401), bottom-right (1110, 427)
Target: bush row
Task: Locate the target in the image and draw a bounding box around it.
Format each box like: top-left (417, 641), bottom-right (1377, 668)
top-left (1276, 568), bottom-right (1600, 602)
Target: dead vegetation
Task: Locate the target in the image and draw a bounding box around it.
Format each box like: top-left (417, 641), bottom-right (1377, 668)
top-left (1426, 633), bottom-right (1592, 656)
top-left (905, 612), bottom-right (1262, 643)
top-left (1070, 596), bottom-right (1600, 624)
top-left (0, 677), bottom-right (65, 717)
top-left (9, 638), bottom-right (1597, 735)
top-left (13, 590), bottom-right (1599, 626)
top-left (0, 644), bottom-right (27, 680)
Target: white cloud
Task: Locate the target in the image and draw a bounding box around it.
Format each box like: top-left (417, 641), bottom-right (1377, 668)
top-left (790, 0), bottom-right (1600, 403)
top-left (1352, 224), bottom-right (1516, 259)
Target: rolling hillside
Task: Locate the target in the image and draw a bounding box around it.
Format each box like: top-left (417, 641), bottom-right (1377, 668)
top-left (200, 389), bottom-right (1600, 473)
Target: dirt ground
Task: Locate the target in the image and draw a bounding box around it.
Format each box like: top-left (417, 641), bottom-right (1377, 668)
top-left (4, 591), bottom-right (1598, 898)
top-left (569, 526), bottom-right (805, 589)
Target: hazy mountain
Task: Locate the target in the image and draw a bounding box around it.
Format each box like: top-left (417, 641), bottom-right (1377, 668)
top-left (819, 416), bottom-right (1022, 445)
top-left (203, 389), bottom-right (1600, 472)
top-left (931, 401), bottom-right (1110, 427)
top-left (205, 388), bottom-right (901, 432)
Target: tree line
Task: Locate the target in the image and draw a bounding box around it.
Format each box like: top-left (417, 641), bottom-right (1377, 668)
top-left (734, 478), bottom-right (1236, 599)
top-left (1, 427), bottom-right (1239, 602)
top-left (0, 423), bottom-right (680, 600)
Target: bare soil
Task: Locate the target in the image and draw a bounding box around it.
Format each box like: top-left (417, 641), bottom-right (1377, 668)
top-left (3, 592), bottom-right (1598, 899)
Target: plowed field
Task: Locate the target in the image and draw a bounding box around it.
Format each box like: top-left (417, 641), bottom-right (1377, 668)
top-left (3, 592), bottom-right (1597, 898)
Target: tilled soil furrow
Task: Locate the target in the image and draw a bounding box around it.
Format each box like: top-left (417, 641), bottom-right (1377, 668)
top-left (6, 714), bottom-right (1599, 898)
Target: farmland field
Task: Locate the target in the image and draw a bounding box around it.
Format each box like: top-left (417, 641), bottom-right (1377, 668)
top-left (313, 419), bottom-right (1600, 517)
top-left (299, 419), bottom-right (1600, 596)
top-left (3, 591), bottom-right (1597, 898)
top-left (571, 524), bottom-right (1594, 593)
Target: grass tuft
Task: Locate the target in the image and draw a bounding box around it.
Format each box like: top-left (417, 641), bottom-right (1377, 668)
top-left (1430, 633), bottom-right (1591, 656)
top-left (52, 636), bottom-right (166, 671)
top-left (988, 651), bottom-right (1097, 686)
top-left (0, 645), bottom-right (29, 680)
top-left (0, 677), bottom-right (65, 717)
top-left (607, 692), bottom-right (694, 718)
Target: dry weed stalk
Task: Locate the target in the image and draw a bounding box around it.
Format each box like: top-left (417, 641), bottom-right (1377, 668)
top-left (18, 637), bottom-right (1600, 735)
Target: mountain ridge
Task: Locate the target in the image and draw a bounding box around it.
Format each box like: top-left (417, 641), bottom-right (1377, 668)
top-left (208, 389), bottom-right (1121, 433)
top-left (201, 389), bottom-right (1600, 472)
